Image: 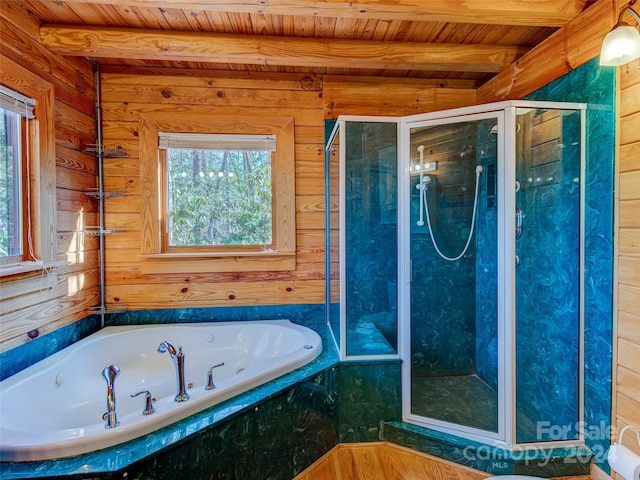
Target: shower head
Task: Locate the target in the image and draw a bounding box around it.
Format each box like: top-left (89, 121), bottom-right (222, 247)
top-left (476, 165), bottom-right (484, 175)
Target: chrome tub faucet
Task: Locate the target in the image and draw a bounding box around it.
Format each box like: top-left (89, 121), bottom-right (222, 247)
top-left (205, 362), bottom-right (225, 390)
top-left (131, 390), bottom-right (155, 415)
top-left (102, 365), bottom-right (120, 428)
top-left (157, 341), bottom-right (190, 402)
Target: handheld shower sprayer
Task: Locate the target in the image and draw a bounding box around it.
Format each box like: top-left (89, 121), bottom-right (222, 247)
top-left (415, 144), bottom-right (484, 261)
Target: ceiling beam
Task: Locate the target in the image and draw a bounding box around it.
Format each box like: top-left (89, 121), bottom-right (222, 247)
top-left (39, 25), bottom-right (527, 73)
top-left (50, 0), bottom-right (587, 26)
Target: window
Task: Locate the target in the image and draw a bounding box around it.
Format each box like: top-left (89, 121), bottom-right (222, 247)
top-left (0, 77), bottom-right (57, 275)
top-left (138, 113), bottom-right (296, 273)
top-left (0, 58), bottom-right (56, 277)
top-left (0, 96), bottom-right (30, 263)
top-left (159, 133), bottom-right (276, 252)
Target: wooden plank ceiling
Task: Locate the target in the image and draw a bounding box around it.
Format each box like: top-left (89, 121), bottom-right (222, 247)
top-left (17, 0), bottom-right (594, 85)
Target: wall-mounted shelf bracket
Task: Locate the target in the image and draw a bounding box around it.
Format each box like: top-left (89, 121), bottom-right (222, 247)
top-left (87, 305), bottom-right (127, 316)
top-left (79, 226), bottom-right (126, 236)
top-left (84, 188), bottom-right (126, 200)
top-left (84, 143), bottom-right (129, 158)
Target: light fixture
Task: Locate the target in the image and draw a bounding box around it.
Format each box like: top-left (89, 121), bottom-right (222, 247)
top-left (600, 5), bottom-right (640, 66)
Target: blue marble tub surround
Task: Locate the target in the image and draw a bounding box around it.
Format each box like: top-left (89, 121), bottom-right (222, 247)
top-left (121, 369), bottom-right (338, 480)
top-left (0, 305), bottom-right (338, 479)
top-left (106, 303), bottom-right (326, 330)
top-left (2, 369), bottom-right (338, 480)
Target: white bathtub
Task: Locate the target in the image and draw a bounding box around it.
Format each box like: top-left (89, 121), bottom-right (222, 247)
top-left (0, 320), bottom-right (322, 462)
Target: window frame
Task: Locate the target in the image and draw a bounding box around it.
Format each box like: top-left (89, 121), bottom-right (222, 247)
top-left (158, 134), bottom-right (277, 253)
top-left (138, 113), bottom-right (296, 274)
top-left (0, 108), bottom-right (28, 265)
top-left (0, 56), bottom-right (56, 277)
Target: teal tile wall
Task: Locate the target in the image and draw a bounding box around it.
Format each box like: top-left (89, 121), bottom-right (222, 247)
top-left (525, 57), bottom-right (615, 469)
top-left (337, 361), bottom-right (402, 442)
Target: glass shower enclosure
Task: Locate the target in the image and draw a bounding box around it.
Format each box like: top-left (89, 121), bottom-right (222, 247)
top-left (327, 100), bottom-right (586, 449)
top-left (326, 117), bottom-right (400, 359)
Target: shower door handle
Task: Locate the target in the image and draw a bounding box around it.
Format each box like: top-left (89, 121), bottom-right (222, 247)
top-left (515, 206), bottom-right (523, 238)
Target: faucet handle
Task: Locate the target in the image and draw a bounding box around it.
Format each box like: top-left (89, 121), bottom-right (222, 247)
top-left (205, 363), bottom-right (225, 390)
top-left (130, 390), bottom-right (155, 415)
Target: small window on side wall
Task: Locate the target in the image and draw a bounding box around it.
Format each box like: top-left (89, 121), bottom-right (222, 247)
top-left (138, 114), bottom-right (296, 274)
top-left (0, 95), bottom-right (31, 264)
top-left (0, 78), bottom-right (57, 276)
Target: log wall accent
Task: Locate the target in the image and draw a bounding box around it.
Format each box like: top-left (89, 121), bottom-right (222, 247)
top-left (613, 60), bottom-right (640, 471)
top-left (323, 75), bottom-right (477, 118)
top-left (40, 25), bottom-right (527, 74)
top-left (0, 1), bottom-right (98, 352)
top-left (476, 0), bottom-right (617, 102)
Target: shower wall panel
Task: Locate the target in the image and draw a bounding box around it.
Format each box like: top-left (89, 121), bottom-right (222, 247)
top-left (329, 121), bottom-right (399, 358)
top-left (514, 108), bottom-right (582, 442)
top-left (525, 58), bottom-right (615, 466)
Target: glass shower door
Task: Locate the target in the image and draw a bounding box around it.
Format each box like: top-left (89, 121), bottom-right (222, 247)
top-left (406, 112), bottom-right (502, 436)
top-left (514, 107), bottom-right (583, 443)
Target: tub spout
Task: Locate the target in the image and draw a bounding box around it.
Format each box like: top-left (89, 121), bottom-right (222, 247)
top-left (101, 365), bottom-right (120, 428)
top-left (157, 341), bottom-right (190, 402)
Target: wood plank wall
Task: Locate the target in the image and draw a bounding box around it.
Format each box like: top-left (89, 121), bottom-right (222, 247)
top-left (97, 67), bottom-right (476, 312)
top-left (613, 60), bottom-right (640, 467)
top-left (324, 75), bottom-right (477, 118)
top-left (0, 2), bottom-right (98, 353)
top-left (99, 68), bottom-right (327, 310)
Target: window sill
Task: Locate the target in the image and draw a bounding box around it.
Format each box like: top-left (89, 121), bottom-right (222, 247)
top-left (138, 251), bottom-right (296, 274)
top-left (0, 260), bottom-right (70, 278)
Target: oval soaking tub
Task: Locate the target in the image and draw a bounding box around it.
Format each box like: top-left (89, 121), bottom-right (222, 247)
top-left (0, 320), bottom-right (322, 462)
